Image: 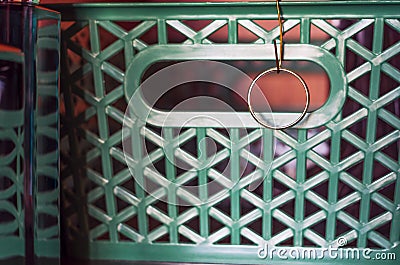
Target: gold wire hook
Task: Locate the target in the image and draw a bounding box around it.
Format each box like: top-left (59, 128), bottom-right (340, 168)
top-left (247, 0), bottom-right (310, 130)
top-left (273, 0), bottom-right (283, 73)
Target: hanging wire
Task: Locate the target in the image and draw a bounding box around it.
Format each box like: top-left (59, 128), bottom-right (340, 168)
top-left (273, 0), bottom-right (283, 73)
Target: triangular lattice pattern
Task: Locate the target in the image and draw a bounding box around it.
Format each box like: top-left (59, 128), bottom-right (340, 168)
top-left (59, 5), bottom-right (399, 262)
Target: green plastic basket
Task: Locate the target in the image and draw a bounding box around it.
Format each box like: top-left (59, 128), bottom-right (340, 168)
top-left (54, 1), bottom-right (399, 264)
top-left (0, 5), bottom-right (60, 263)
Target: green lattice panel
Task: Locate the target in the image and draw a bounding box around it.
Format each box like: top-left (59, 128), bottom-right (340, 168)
top-left (0, 49), bottom-right (25, 259)
top-left (55, 1), bottom-right (400, 264)
top-left (35, 13), bottom-right (61, 258)
top-left (0, 6), bottom-right (60, 260)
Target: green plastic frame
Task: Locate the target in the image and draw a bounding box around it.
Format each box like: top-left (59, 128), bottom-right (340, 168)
top-left (125, 44), bottom-right (346, 128)
top-left (53, 1), bottom-right (400, 264)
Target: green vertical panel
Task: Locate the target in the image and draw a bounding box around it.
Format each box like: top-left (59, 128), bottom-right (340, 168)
top-left (294, 129), bottom-right (307, 246)
top-left (197, 128), bottom-right (209, 239)
top-left (164, 128), bottom-right (177, 243)
top-left (157, 19), bottom-right (168, 45)
top-left (337, 26), bottom-right (346, 66)
top-left (17, 126), bottom-right (23, 242)
top-left (131, 120), bottom-right (148, 242)
top-left (358, 17), bottom-right (384, 248)
top-left (124, 39), bottom-right (135, 72)
top-left (0, 5), bottom-right (60, 262)
top-left (35, 9), bottom-right (61, 258)
top-left (391, 149), bottom-right (400, 243)
top-left (262, 129), bottom-right (273, 240)
top-left (59, 20), bottom-right (91, 245)
top-left (326, 123), bottom-right (340, 243)
top-left (90, 20), bottom-right (104, 99)
top-left (89, 17), bottom-right (118, 242)
top-left (89, 20), bottom-right (100, 56)
top-left (230, 129), bottom-right (240, 244)
top-left (89, 19), bottom-right (117, 242)
top-left (300, 18), bottom-right (311, 44)
top-left (228, 18), bottom-right (238, 44)
top-left (100, 119), bottom-right (118, 244)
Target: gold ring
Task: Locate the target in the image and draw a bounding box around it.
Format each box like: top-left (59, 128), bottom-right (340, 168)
top-left (247, 67), bottom-right (310, 130)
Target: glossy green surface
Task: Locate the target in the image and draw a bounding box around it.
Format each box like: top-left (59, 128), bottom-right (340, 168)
top-left (35, 10), bottom-right (60, 259)
top-left (125, 44), bottom-right (346, 128)
top-left (0, 47), bottom-right (25, 260)
top-left (0, 5), bottom-right (60, 262)
top-left (55, 1), bottom-right (400, 264)
top-left (0, 48), bottom-right (23, 63)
